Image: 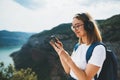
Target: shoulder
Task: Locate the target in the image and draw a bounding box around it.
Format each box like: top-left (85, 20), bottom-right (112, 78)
top-left (94, 45), bottom-right (106, 51)
top-left (93, 44), bottom-right (106, 57)
top-left (88, 44), bottom-right (106, 67)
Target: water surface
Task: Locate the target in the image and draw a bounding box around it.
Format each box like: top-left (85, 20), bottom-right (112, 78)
top-left (0, 46), bottom-right (22, 67)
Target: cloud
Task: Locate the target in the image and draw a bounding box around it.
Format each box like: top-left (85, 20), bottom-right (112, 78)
top-left (0, 0), bottom-right (120, 32)
top-left (14, 0), bottom-right (45, 10)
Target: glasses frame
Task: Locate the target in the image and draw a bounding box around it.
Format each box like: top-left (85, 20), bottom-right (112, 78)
top-left (71, 24), bottom-right (84, 31)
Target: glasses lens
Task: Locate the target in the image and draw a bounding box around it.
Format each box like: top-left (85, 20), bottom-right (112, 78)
top-left (71, 24), bottom-right (84, 30)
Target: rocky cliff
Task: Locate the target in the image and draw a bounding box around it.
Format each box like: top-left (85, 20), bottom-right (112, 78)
top-left (10, 23), bottom-right (77, 80)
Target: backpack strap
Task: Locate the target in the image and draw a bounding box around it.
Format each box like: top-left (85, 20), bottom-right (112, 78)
top-left (86, 42), bottom-right (105, 80)
top-left (74, 43), bottom-right (80, 51)
top-left (86, 42), bottom-right (104, 62)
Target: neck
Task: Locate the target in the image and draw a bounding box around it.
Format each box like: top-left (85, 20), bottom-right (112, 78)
top-left (81, 36), bottom-right (88, 44)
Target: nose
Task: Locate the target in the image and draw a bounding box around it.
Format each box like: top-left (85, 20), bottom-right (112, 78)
top-left (73, 28), bottom-right (79, 32)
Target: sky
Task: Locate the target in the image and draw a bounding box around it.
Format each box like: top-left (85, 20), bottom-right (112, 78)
top-left (0, 0), bottom-right (120, 33)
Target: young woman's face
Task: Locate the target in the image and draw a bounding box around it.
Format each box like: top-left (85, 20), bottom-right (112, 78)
top-left (72, 18), bottom-right (87, 38)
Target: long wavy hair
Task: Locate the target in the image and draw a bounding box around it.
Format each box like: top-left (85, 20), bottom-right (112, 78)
top-left (73, 13), bottom-right (102, 45)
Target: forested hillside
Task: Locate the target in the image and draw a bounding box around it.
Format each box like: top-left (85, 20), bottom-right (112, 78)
top-left (0, 30), bottom-right (34, 47)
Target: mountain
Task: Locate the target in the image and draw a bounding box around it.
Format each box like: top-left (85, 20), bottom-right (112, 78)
top-left (0, 30), bottom-right (35, 47)
top-left (10, 14), bottom-right (120, 80)
top-left (98, 14), bottom-right (120, 42)
top-left (10, 23), bottom-right (76, 80)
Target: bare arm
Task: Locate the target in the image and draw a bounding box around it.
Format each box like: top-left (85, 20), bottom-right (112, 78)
top-left (59, 55), bottom-right (70, 74)
top-left (50, 40), bottom-right (100, 80)
top-left (59, 50), bottom-right (100, 80)
top-left (50, 40), bottom-right (70, 74)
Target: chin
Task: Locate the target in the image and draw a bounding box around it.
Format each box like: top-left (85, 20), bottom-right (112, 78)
top-left (76, 34), bottom-right (82, 38)
top-left (76, 34), bottom-right (80, 38)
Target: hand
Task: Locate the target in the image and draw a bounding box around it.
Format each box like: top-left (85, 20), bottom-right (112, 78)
top-left (49, 38), bottom-right (64, 56)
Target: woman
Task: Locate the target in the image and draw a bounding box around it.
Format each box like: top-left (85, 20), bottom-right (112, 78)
top-left (50, 13), bottom-right (106, 80)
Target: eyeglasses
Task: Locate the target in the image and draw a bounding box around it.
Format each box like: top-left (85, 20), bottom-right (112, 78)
top-left (71, 24), bottom-right (84, 30)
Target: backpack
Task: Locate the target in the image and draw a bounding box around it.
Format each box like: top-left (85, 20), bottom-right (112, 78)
top-left (74, 42), bottom-right (118, 80)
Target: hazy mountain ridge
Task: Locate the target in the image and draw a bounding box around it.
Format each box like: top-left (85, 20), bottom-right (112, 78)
top-left (0, 30), bottom-right (35, 47)
top-left (10, 14), bottom-right (120, 80)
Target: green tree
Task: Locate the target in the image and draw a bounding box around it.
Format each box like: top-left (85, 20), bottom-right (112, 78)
top-left (0, 62), bottom-right (14, 80)
top-left (11, 68), bottom-right (37, 80)
top-left (0, 62), bottom-right (37, 80)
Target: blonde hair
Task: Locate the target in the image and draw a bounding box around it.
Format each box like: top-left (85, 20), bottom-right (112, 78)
top-left (74, 13), bottom-right (102, 45)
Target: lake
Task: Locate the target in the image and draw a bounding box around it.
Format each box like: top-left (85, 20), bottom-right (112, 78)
top-left (0, 46), bottom-right (22, 67)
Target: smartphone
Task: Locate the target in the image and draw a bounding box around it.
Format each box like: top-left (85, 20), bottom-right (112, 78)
top-left (50, 35), bottom-right (57, 43)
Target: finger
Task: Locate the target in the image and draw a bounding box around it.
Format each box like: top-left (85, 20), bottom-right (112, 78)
top-left (55, 40), bottom-right (63, 47)
top-left (50, 41), bottom-right (59, 49)
top-left (49, 40), bottom-right (55, 47)
top-left (50, 38), bottom-right (61, 48)
top-left (56, 38), bottom-right (61, 43)
top-left (55, 42), bottom-right (60, 47)
top-left (55, 42), bottom-right (63, 50)
top-left (56, 37), bottom-right (59, 41)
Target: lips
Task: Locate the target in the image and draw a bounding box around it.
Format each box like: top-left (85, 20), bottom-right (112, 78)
top-left (74, 32), bottom-right (80, 36)
top-left (75, 31), bottom-right (80, 34)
